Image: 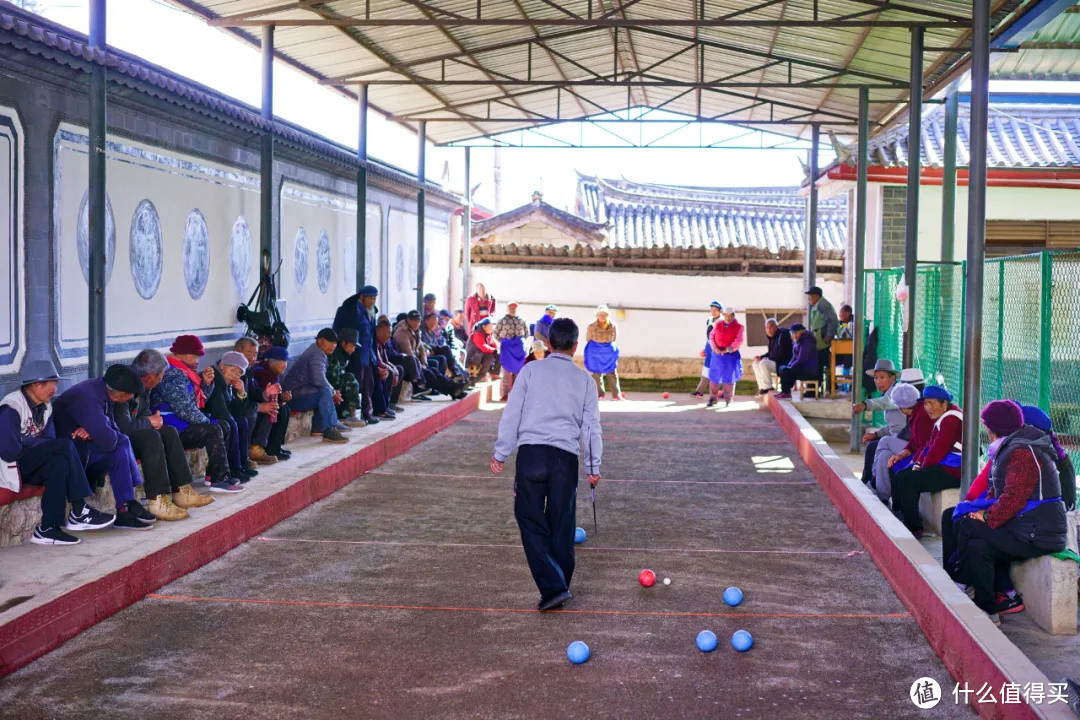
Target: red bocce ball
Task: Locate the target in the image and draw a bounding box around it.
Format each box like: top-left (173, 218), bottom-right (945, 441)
top-left (638, 569), bottom-right (656, 587)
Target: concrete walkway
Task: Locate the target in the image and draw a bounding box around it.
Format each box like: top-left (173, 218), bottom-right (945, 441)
top-left (0, 392), bottom-right (476, 676)
top-left (0, 394), bottom-right (971, 719)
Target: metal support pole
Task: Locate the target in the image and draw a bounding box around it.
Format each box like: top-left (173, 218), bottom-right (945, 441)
top-left (462, 146), bottom-right (472, 303)
top-left (850, 87), bottom-right (869, 453)
top-left (902, 24), bottom-right (923, 368)
top-left (416, 121), bottom-right (427, 312)
top-left (961, 0), bottom-right (990, 492)
top-left (1038, 252), bottom-right (1053, 413)
top-left (941, 89), bottom-right (959, 262)
top-left (260, 26), bottom-right (275, 263)
top-left (804, 122), bottom-right (819, 323)
top-left (87, 0), bottom-right (107, 377)
top-left (357, 84), bottom-right (368, 291)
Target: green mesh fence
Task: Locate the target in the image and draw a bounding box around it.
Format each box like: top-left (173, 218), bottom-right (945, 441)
top-left (864, 250), bottom-right (1080, 463)
top-left (912, 263), bottom-right (965, 400)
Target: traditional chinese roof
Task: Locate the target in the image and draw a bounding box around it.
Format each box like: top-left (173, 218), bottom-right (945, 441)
top-left (576, 175), bottom-right (847, 254)
top-left (866, 100), bottom-right (1080, 169)
top-left (472, 200), bottom-right (608, 245)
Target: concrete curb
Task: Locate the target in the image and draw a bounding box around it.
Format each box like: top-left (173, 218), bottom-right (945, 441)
top-left (765, 394), bottom-right (1073, 720)
top-left (0, 393), bottom-right (481, 678)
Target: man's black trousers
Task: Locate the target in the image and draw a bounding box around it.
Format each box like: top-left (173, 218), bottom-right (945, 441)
top-left (127, 426), bottom-right (195, 497)
top-left (18, 438), bottom-right (92, 529)
top-left (514, 444), bottom-right (578, 602)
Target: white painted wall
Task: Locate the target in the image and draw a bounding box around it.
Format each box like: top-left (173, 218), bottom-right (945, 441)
top-left (0, 105), bottom-right (24, 375)
top-left (470, 265), bottom-right (843, 359)
top-left (866, 182), bottom-right (1080, 267)
top-left (54, 124), bottom-right (261, 365)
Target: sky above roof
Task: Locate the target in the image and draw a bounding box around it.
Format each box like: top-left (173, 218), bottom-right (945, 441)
top-left (24, 0), bottom-right (1079, 212)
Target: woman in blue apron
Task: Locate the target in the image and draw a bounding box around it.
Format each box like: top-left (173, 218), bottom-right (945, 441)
top-left (707, 307), bottom-right (743, 408)
top-left (691, 300), bottom-right (723, 397)
top-left (584, 305), bottom-right (623, 400)
top-left (494, 302), bottom-right (530, 401)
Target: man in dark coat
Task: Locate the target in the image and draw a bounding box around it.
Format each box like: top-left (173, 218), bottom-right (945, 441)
top-left (333, 285), bottom-right (379, 424)
top-left (53, 365), bottom-right (157, 529)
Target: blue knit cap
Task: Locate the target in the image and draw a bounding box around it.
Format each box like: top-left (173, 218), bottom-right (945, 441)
top-left (1021, 405), bottom-right (1052, 432)
top-left (921, 385), bottom-right (952, 402)
top-left (263, 347), bottom-right (289, 362)
top-left (360, 285), bottom-right (378, 297)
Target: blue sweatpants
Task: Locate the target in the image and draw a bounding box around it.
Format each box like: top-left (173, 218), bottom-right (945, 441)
top-left (81, 435), bottom-right (141, 507)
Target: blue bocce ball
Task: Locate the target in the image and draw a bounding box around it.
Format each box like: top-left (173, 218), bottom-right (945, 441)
top-left (723, 586), bottom-right (743, 607)
top-left (567, 641), bottom-right (590, 664)
top-left (731, 630), bottom-right (754, 652)
top-left (574, 527), bottom-right (587, 544)
top-left (696, 630), bottom-right (718, 652)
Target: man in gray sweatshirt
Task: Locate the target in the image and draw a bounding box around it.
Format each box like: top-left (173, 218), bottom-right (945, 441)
top-left (491, 318), bottom-right (603, 611)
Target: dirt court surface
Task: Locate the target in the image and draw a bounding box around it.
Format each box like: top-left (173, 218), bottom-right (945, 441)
top-left (0, 396), bottom-right (973, 719)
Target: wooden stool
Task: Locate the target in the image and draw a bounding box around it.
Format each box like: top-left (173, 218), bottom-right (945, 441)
top-left (797, 379), bottom-right (820, 400)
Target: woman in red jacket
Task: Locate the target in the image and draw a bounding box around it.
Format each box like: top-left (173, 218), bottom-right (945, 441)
top-left (464, 283), bottom-right (496, 333)
top-left (465, 318), bottom-right (500, 381)
top-left (706, 307), bottom-right (743, 408)
top-left (946, 400), bottom-right (1068, 618)
top-left (891, 385), bottom-right (962, 538)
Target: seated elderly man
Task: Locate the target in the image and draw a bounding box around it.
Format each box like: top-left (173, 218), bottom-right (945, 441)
top-left (151, 335), bottom-right (245, 494)
top-left (373, 318), bottom-right (405, 418)
top-left (773, 324), bottom-right (818, 399)
top-left (204, 350), bottom-right (260, 482)
top-left (422, 312), bottom-right (467, 380)
top-left (441, 310), bottom-right (467, 371)
top-left (853, 359), bottom-right (902, 498)
top-left (281, 328), bottom-right (350, 444)
top-left (891, 386), bottom-right (963, 538)
top-left (117, 349), bottom-right (213, 521)
top-left (0, 359), bottom-right (114, 545)
top-left (53, 364), bottom-right (157, 530)
top-left (396, 311), bottom-right (467, 399)
top-left (327, 328), bottom-right (365, 428)
top-left (752, 318), bottom-right (792, 395)
top-left (236, 338), bottom-right (290, 464)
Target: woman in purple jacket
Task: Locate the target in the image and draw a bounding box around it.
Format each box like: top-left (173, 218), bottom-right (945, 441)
top-left (774, 324), bottom-right (819, 398)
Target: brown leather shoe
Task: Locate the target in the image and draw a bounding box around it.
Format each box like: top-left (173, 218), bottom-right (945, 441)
top-left (172, 483), bottom-right (214, 509)
top-left (148, 494), bottom-right (190, 521)
top-left (249, 445), bottom-right (278, 465)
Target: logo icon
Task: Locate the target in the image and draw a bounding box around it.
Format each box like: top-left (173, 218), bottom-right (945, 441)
top-left (910, 678), bottom-right (942, 709)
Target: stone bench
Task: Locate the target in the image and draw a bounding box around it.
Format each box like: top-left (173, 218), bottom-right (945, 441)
top-left (1009, 510), bottom-right (1079, 635)
top-left (919, 487), bottom-right (960, 536)
top-left (0, 410), bottom-right (317, 549)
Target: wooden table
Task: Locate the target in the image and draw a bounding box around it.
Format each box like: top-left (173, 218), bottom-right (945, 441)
top-left (829, 339), bottom-right (854, 399)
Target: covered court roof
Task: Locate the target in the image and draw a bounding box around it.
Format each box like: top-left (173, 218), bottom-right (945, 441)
top-left (166, 0), bottom-right (1050, 145)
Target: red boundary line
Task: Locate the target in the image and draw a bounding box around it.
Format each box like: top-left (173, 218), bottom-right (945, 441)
top-left (765, 396), bottom-right (1044, 720)
top-left (0, 394), bottom-right (481, 677)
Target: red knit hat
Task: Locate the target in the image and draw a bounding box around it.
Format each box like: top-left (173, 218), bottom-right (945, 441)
top-left (980, 399), bottom-right (1024, 438)
top-left (170, 334), bottom-right (205, 356)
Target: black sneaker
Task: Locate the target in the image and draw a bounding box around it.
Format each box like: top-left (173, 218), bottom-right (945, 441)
top-left (390, 404), bottom-right (405, 413)
top-left (322, 427), bottom-right (349, 444)
top-left (538, 590), bottom-right (573, 611)
top-left (237, 466), bottom-right (259, 478)
top-left (66, 505), bottom-right (116, 531)
top-left (376, 411), bottom-right (396, 420)
top-left (705, 398), bottom-right (717, 408)
top-left (413, 394), bottom-right (432, 402)
top-left (362, 415), bottom-right (380, 425)
top-left (992, 592), bottom-right (1025, 615)
top-left (126, 500), bottom-right (156, 524)
top-left (275, 449), bottom-right (292, 460)
top-left (113, 510), bottom-right (154, 530)
top-left (31, 525), bottom-right (81, 546)
top-left (233, 473), bottom-right (253, 485)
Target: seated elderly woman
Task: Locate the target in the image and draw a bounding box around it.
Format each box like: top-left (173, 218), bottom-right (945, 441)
top-left (150, 335), bottom-right (246, 494)
top-left (890, 385), bottom-right (962, 538)
top-left (943, 400), bottom-right (1068, 619)
top-left (466, 318), bottom-right (500, 381)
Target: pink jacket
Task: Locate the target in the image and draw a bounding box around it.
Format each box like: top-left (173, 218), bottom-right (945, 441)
top-left (464, 293), bottom-right (495, 331)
